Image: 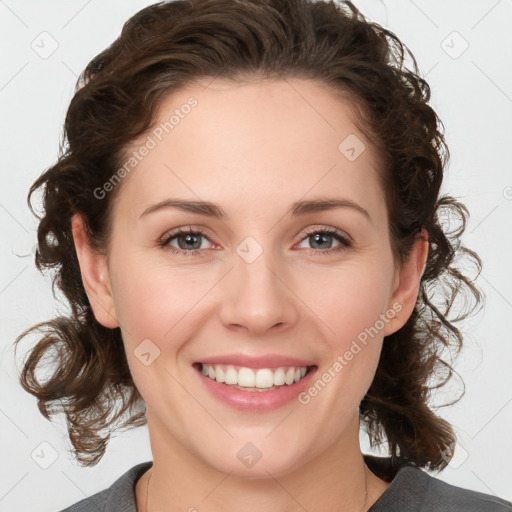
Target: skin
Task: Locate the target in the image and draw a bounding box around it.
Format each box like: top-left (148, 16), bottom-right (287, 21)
top-left (72, 77), bottom-right (428, 511)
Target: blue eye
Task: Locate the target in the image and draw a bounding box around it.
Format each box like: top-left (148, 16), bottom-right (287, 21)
top-left (160, 228), bottom-right (211, 256)
top-left (159, 226), bottom-right (352, 256)
top-left (297, 227), bottom-right (352, 254)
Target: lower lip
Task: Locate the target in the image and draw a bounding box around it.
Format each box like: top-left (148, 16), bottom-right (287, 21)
top-left (195, 366), bottom-right (318, 411)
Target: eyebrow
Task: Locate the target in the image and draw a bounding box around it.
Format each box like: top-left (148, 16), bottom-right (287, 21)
top-left (139, 197), bottom-right (371, 221)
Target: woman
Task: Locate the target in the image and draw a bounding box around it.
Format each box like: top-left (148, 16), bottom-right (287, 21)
top-left (14, 0), bottom-right (512, 510)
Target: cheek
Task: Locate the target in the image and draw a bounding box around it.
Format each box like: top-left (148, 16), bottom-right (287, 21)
top-left (303, 261), bottom-right (394, 344)
top-left (111, 264), bottom-right (208, 342)
top-left (109, 261), bottom-right (212, 401)
top-left (297, 276), bottom-right (388, 430)
top-left (300, 259), bottom-right (394, 403)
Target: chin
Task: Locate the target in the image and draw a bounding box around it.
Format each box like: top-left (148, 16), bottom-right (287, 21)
top-left (195, 433), bottom-right (311, 480)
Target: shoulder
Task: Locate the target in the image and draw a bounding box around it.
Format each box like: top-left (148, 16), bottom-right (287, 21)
top-left (413, 468), bottom-right (512, 511)
top-left (370, 462), bottom-right (512, 512)
top-left (416, 468), bottom-right (512, 512)
top-left (56, 461), bottom-right (153, 512)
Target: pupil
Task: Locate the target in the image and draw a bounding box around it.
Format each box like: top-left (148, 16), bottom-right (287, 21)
top-left (180, 233), bottom-right (200, 250)
top-left (312, 233), bottom-right (331, 249)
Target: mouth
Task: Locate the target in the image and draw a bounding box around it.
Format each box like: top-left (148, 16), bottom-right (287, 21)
top-left (193, 362), bottom-right (315, 392)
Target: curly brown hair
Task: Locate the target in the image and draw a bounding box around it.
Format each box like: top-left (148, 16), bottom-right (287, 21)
top-left (14, 0), bottom-right (482, 470)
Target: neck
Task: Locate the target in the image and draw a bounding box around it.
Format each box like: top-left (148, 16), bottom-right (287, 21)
top-left (137, 411), bottom-right (390, 512)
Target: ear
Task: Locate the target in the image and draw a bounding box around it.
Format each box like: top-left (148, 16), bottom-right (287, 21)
top-left (71, 213), bottom-right (119, 329)
top-left (383, 229), bottom-right (429, 337)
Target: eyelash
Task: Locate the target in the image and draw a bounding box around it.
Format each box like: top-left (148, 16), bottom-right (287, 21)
top-left (159, 226), bottom-right (352, 256)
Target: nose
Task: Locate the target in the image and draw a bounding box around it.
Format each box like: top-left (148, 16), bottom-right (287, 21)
top-left (218, 245), bottom-right (299, 336)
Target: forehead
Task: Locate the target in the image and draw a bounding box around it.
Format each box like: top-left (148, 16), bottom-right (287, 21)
top-left (113, 77), bottom-right (386, 225)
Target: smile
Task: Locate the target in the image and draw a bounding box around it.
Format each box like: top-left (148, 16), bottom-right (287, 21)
top-left (193, 357), bottom-right (318, 411)
top-left (199, 363), bottom-right (310, 391)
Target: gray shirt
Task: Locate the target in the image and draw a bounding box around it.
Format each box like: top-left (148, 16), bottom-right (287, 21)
top-left (57, 456), bottom-right (512, 511)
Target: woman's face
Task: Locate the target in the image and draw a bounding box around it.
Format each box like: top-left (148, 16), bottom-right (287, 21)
top-left (75, 78), bottom-right (426, 478)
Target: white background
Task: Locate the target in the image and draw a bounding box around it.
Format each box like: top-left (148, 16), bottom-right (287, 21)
top-left (1, 0), bottom-right (511, 510)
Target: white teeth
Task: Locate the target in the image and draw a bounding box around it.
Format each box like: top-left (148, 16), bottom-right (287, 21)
top-left (238, 367), bottom-right (255, 387)
top-left (216, 366), bottom-right (225, 383)
top-left (200, 364), bottom-right (310, 390)
top-left (255, 369), bottom-right (274, 388)
top-left (273, 368), bottom-right (286, 386)
top-left (225, 367), bottom-right (237, 385)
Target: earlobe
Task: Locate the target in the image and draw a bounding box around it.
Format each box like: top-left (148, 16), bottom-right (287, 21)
top-left (71, 214), bottom-right (119, 329)
top-left (383, 229), bottom-right (429, 337)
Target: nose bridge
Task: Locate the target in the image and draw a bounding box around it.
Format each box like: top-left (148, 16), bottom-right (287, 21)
top-left (219, 235), bottom-right (297, 334)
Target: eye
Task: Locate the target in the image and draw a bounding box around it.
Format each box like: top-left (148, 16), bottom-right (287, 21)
top-left (159, 226), bottom-right (352, 256)
top-left (159, 227), bottom-right (213, 256)
top-left (296, 227), bottom-right (352, 254)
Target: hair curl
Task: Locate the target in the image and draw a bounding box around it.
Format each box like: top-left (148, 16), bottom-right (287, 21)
top-left (14, 0), bottom-right (482, 470)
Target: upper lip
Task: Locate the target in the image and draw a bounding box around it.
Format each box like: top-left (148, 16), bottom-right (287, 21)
top-left (195, 354), bottom-right (317, 369)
